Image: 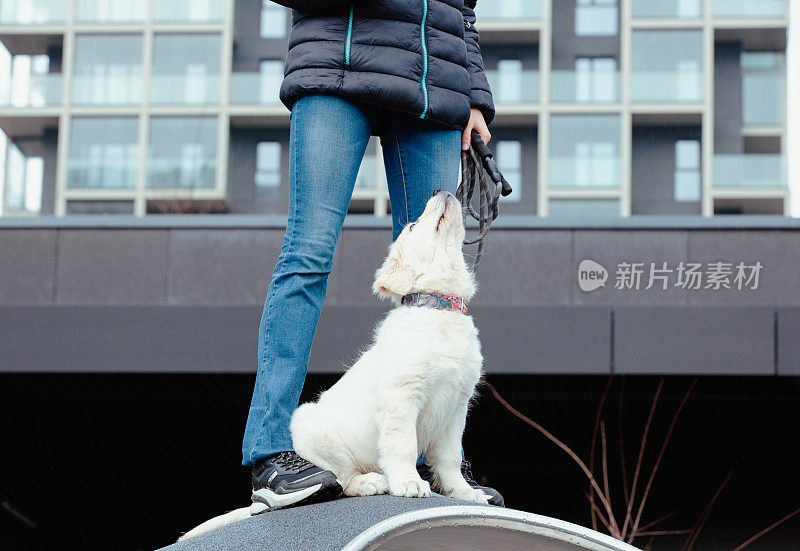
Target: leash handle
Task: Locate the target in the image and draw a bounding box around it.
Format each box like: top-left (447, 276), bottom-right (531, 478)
top-left (470, 130), bottom-right (513, 197)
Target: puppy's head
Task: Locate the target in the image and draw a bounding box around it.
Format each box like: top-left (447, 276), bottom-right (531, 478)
top-left (373, 190), bottom-right (476, 303)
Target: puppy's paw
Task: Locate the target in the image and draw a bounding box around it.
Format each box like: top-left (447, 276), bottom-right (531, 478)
top-left (345, 473), bottom-right (390, 497)
top-left (448, 487), bottom-right (491, 504)
top-left (390, 477), bottom-right (431, 498)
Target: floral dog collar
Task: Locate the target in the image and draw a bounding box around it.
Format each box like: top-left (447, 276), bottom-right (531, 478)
top-left (400, 292), bottom-right (469, 315)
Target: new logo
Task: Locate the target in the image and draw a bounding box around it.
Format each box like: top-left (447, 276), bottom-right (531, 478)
top-left (578, 259), bottom-right (608, 292)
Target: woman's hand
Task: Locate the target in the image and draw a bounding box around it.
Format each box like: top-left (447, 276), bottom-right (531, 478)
top-left (462, 108), bottom-right (491, 150)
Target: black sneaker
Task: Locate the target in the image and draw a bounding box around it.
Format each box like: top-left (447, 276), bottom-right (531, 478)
top-left (250, 451), bottom-right (343, 515)
top-left (417, 460), bottom-right (505, 507)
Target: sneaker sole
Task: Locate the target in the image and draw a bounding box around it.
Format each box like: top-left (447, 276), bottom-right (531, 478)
top-left (250, 480), bottom-right (343, 515)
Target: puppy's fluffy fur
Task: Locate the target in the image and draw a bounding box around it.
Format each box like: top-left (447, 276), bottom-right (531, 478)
top-left (179, 191), bottom-right (485, 541)
top-left (291, 191), bottom-right (486, 503)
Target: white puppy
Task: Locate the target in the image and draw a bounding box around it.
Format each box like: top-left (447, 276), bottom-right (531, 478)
top-left (290, 189), bottom-right (488, 504)
top-left (179, 190), bottom-right (486, 542)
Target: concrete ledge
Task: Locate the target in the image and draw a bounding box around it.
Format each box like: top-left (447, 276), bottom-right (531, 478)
top-left (1, 214), bottom-right (798, 230)
top-left (159, 496), bottom-right (639, 551)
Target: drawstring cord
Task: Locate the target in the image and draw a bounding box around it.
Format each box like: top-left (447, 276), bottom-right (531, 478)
top-left (456, 129), bottom-right (513, 273)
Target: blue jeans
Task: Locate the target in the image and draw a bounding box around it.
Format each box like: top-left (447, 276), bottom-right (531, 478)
top-left (242, 94), bottom-right (461, 466)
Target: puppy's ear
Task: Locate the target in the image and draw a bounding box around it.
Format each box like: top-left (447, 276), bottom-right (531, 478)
top-left (373, 249), bottom-right (414, 300)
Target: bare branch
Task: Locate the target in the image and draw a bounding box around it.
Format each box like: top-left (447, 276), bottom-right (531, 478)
top-left (637, 529), bottom-right (692, 536)
top-left (601, 422), bottom-right (612, 520)
top-left (589, 376), bottom-right (615, 531)
top-left (621, 379), bottom-right (665, 539)
top-left (732, 506), bottom-right (800, 551)
top-left (629, 379), bottom-right (698, 543)
top-left (485, 379), bottom-right (621, 538)
top-left (637, 510), bottom-right (678, 533)
top-left (618, 377), bottom-right (630, 508)
top-left (683, 470), bottom-right (733, 551)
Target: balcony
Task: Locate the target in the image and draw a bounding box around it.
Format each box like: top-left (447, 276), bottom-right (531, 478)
top-left (714, 154), bottom-right (787, 189)
top-left (229, 72), bottom-right (282, 106)
top-left (150, 73), bottom-right (221, 105)
top-left (713, 0), bottom-right (786, 19)
top-left (474, 0), bottom-right (541, 21)
top-left (0, 73), bottom-right (61, 107)
top-left (550, 70), bottom-right (619, 104)
top-left (474, 0), bottom-right (540, 44)
top-left (631, 70), bottom-right (703, 104)
top-left (632, 0), bottom-right (703, 18)
top-left (485, 70), bottom-right (539, 104)
top-left (742, 73), bottom-right (784, 127)
top-left (0, 0), bottom-right (66, 25)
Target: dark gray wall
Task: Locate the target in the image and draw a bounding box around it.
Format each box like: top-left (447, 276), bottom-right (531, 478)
top-left (631, 126), bottom-right (702, 215)
top-left (551, 0), bottom-right (620, 70)
top-left (489, 126), bottom-right (538, 215)
top-left (714, 42), bottom-right (743, 155)
top-left (232, 0), bottom-right (290, 72)
top-left (227, 128), bottom-right (290, 214)
top-left (2, 220), bottom-right (799, 375)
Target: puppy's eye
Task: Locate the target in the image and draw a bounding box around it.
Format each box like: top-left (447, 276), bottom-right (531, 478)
top-left (408, 222), bottom-right (417, 232)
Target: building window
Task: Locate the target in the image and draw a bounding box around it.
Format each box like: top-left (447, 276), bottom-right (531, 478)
top-left (632, 0), bottom-right (702, 18)
top-left (496, 59), bottom-right (523, 103)
top-left (631, 30), bottom-right (703, 103)
top-left (68, 117), bottom-right (139, 189)
top-left (256, 142), bottom-right (281, 188)
top-left (475, 0), bottom-right (542, 20)
top-left (153, 0), bottom-right (223, 22)
top-left (147, 117), bottom-right (218, 189)
top-left (575, 0), bottom-right (618, 36)
top-left (575, 57), bottom-right (616, 103)
top-left (3, 139), bottom-right (42, 214)
top-left (259, 60), bottom-right (283, 104)
top-left (550, 115), bottom-right (621, 189)
top-left (741, 52), bottom-right (784, 127)
top-left (151, 33), bottom-right (221, 105)
top-left (674, 140), bottom-right (701, 202)
top-left (75, 0), bottom-right (145, 23)
top-left (72, 34), bottom-right (143, 105)
top-left (260, 1), bottom-right (287, 38)
top-left (496, 141), bottom-right (522, 202)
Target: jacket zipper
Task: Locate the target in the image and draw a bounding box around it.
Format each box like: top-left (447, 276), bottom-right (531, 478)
top-left (345, 3), bottom-right (354, 65)
top-left (419, 0), bottom-right (429, 119)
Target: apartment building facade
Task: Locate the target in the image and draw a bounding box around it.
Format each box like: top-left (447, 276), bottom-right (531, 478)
top-left (0, 0), bottom-right (790, 219)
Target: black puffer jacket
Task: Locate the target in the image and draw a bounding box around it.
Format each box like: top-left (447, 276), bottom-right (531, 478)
top-left (271, 0), bottom-right (494, 130)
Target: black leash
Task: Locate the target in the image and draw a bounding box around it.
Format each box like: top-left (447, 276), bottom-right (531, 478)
top-left (456, 129), bottom-right (513, 272)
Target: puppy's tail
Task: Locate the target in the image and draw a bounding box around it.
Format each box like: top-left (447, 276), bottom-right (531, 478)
top-left (177, 506), bottom-right (252, 542)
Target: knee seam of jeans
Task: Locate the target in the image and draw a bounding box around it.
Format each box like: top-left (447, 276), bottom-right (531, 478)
top-left (390, 115), bottom-right (410, 226)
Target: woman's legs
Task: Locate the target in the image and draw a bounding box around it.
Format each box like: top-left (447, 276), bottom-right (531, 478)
top-left (380, 114), bottom-right (462, 242)
top-left (242, 95), bottom-right (372, 466)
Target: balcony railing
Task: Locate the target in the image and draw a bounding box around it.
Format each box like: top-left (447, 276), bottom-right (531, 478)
top-left (713, 0), bottom-right (786, 18)
top-left (150, 74), bottom-right (221, 105)
top-left (631, 70), bottom-right (703, 103)
top-left (474, 0), bottom-right (541, 21)
top-left (714, 0), bottom-right (786, 19)
top-left (633, 0), bottom-right (703, 18)
top-left (550, 70), bottom-right (619, 104)
top-left (714, 154), bottom-right (787, 189)
top-left (229, 73), bottom-right (282, 105)
top-left (0, 74), bottom-right (62, 107)
top-left (549, 157), bottom-right (621, 189)
top-left (0, 0), bottom-right (66, 24)
top-left (742, 73), bottom-right (784, 127)
top-left (485, 70), bottom-right (539, 104)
